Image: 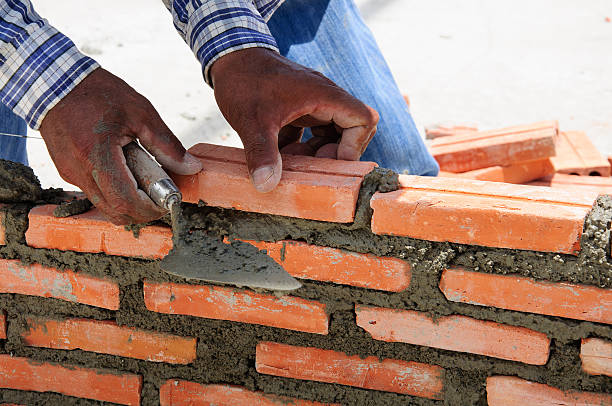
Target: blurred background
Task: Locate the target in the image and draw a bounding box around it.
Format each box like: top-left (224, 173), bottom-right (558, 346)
top-left (27, 0), bottom-right (612, 189)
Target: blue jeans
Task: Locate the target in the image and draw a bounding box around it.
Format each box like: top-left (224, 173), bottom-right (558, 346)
top-left (268, 0), bottom-right (438, 175)
top-left (0, 102), bottom-right (28, 165)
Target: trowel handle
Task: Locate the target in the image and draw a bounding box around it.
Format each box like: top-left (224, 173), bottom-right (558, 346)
top-left (123, 142), bottom-right (182, 210)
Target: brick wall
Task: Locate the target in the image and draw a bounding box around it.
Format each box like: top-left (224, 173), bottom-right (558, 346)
top-left (0, 142), bottom-right (610, 405)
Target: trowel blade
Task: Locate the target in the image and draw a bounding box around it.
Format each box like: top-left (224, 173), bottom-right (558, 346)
top-left (159, 236), bottom-right (303, 292)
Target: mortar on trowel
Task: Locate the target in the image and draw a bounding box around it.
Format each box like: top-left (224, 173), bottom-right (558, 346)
top-left (123, 142), bottom-right (302, 292)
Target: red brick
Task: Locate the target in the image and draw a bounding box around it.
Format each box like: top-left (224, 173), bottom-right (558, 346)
top-left (26, 205), bottom-right (172, 259)
top-left (528, 173), bottom-right (612, 195)
top-left (172, 143), bottom-right (377, 223)
top-left (370, 175), bottom-right (597, 254)
top-left (144, 281), bottom-right (328, 334)
top-left (0, 259), bottom-right (119, 310)
top-left (0, 354), bottom-right (142, 405)
top-left (486, 376), bottom-right (612, 406)
top-left (355, 305), bottom-right (550, 365)
top-left (22, 316), bottom-right (197, 364)
top-left (425, 123), bottom-right (478, 140)
top-left (440, 268), bottom-right (612, 324)
top-left (444, 159), bottom-right (554, 184)
top-left (550, 131), bottom-right (611, 176)
top-left (581, 338), bottom-right (612, 377)
top-left (256, 341), bottom-right (445, 400)
top-left (0, 210), bottom-right (5, 246)
top-left (429, 121), bottom-right (557, 173)
top-left (240, 239), bottom-right (411, 292)
top-left (160, 380), bottom-right (338, 406)
top-left (0, 311), bottom-right (5, 339)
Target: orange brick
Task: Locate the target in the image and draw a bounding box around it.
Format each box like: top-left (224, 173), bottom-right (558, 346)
top-left (240, 239), bottom-right (411, 292)
top-left (160, 380), bottom-right (338, 406)
top-left (429, 121), bottom-right (558, 173)
top-left (528, 173), bottom-right (612, 195)
top-left (26, 205), bottom-right (172, 259)
top-left (144, 281), bottom-right (328, 334)
top-left (0, 311), bottom-right (5, 339)
top-left (440, 268), bottom-right (612, 324)
top-left (447, 159), bottom-right (554, 184)
top-left (172, 143), bottom-right (377, 223)
top-left (355, 305), bottom-right (550, 365)
top-left (550, 131), bottom-right (611, 176)
top-left (0, 354), bottom-right (142, 405)
top-left (486, 376), bottom-right (612, 406)
top-left (370, 175), bottom-right (597, 254)
top-left (425, 123), bottom-right (478, 140)
top-left (0, 210), bottom-right (5, 245)
top-left (0, 259), bottom-right (119, 310)
top-left (256, 341), bottom-right (445, 400)
top-left (581, 338), bottom-right (612, 377)
top-left (21, 317), bottom-right (197, 364)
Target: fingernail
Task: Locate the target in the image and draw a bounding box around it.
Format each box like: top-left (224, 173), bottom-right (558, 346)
top-left (252, 166), bottom-right (275, 193)
top-left (183, 152), bottom-right (203, 172)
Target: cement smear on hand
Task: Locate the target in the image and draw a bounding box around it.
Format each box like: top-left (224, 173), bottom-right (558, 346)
top-left (1, 167), bottom-right (611, 405)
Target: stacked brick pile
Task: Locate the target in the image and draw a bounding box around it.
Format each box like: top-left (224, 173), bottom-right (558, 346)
top-left (0, 139), bottom-right (610, 405)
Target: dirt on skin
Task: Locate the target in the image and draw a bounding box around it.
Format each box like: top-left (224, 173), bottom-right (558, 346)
top-left (0, 167), bottom-right (611, 405)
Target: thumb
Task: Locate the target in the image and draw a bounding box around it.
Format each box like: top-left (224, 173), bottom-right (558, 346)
top-left (240, 127), bottom-right (282, 193)
top-left (136, 117), bottom-right (203, 176)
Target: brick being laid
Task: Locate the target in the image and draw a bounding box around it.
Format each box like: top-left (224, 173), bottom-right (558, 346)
top-left (0, 259), bottom-right (119, 310)
top-left (172, 143), bottom-right (377, 223)
top-left (439, 268), bottom-right (612, 324)
top-left (355, 305), bottom-right (550, 365)
top-left (26, 205), bottom-right (172, 259)
top-left (0, 354), bottom-right (142, 405)
top-left (370, 175), bottom-right (598, 254)
top-left (440, 158), bottom-right (554, 184)
top-left (239, 239), bottom-right (411, 292)
top-left (255, 341), bottom-right (445, 400)
top-left (429, 121), bottom-right (558, 173)
top-left (144, 281), bottom-right (329, 334)
top-left (21, 316), bottom-right (197, 364)
top-left (550, 131), bottom-right (611, 176)
top-left (159, 380), bottom-right (339, 406)
top-left (581, 338), bottom-right (612, 377)
top-left (486, 376), bottom-right (612, 406)
top-left (425, 123), bottom-right (478, 140)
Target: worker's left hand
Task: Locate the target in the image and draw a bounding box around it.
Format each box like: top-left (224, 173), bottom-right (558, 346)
top-left (210, 48), bottom-right (379, 193)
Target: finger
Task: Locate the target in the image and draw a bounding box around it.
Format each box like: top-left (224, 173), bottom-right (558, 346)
top-left (281, 142), bottom-right (315, 156)
top-left (77, 174), bottom-right (133, 225)
top-left (309, 92), bottom-right (379, 161)
top-left (136, 111), bottom-right (202, 175)
top-left (240, 126), bottom-right (282, 193)
top-left (315, 143), bottom-right (338, 159)
top-left (90, 142), bottom-right (165, 224)
top-left (278, 125), bottom-right (303, 150)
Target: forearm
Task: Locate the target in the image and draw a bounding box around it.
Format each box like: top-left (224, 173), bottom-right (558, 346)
top-left (0, 0), bottom-right (99, 129)
top-left (162, 0), bottom-right (279, 85)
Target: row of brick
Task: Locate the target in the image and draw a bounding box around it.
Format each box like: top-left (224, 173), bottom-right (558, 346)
top-left (1, 256), bottom-right (610, 332)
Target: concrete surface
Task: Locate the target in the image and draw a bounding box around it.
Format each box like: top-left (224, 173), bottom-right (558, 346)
top-left (23, 0), bottom-right (612, 189)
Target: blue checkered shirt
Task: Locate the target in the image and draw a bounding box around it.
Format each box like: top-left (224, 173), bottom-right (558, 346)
top-left (0, 0), bottom-right (284, 129)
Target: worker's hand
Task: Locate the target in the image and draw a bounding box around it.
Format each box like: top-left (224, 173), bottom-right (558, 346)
top-left (39, 68), bottom-right (203, 225)
top-left (210, 48), bottom-right (379, 192)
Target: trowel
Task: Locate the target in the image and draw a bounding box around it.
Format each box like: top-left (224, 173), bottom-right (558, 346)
top-left (123, 142), bottom-right (302, 292)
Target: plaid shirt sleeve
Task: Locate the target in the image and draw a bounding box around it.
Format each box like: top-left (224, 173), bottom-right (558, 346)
top-left (163, 0), bottom-right (284, 85)
top-left (0, 0), bottom-right (99, 129)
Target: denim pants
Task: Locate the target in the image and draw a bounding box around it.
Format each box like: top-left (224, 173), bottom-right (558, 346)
top-left (0, 102), bottom-right (27, 165)
top-left (268, 0), bottom-right (439, 175)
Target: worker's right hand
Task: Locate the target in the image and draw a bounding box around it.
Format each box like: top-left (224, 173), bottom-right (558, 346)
top-left (39, 67), bottom-right (203, 225)
top-left (210, 48), bottom-right (379, 193)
